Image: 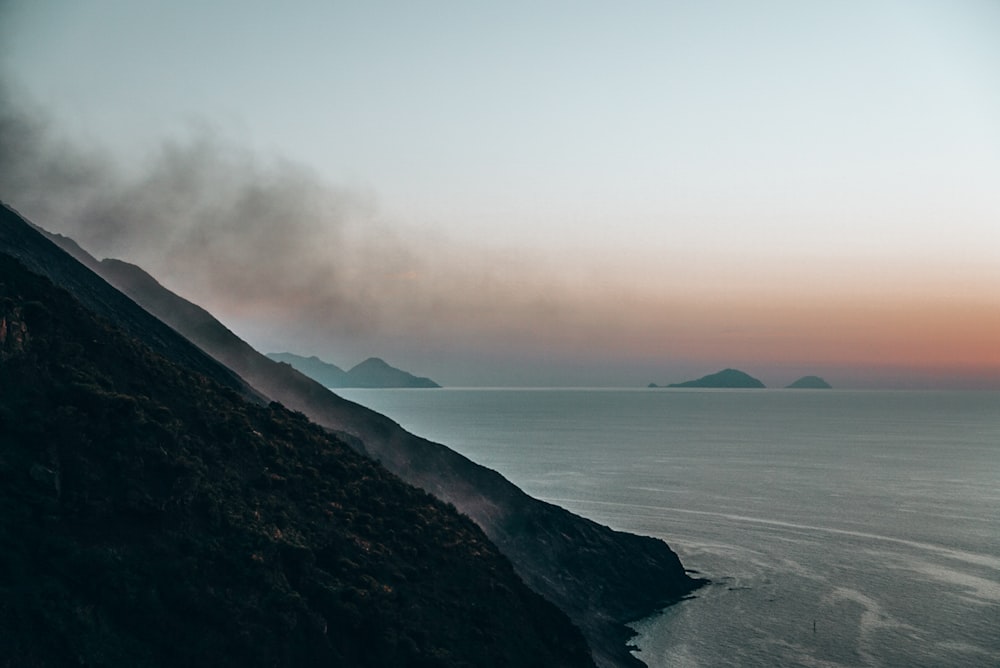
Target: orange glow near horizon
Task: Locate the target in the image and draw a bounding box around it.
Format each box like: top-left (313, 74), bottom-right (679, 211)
top-left (431, 258), bottom-right (1000, 386)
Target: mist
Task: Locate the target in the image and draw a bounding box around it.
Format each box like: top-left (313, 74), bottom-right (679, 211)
top-left (0, 79), bottom-right (628, 384)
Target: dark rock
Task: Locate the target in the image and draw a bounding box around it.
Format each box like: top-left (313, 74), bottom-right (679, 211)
top-left (28, 463), bottom-right (60, 497)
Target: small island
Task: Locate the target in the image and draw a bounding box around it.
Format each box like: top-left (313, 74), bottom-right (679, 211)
top-left (786, 375), bottom-right (832, 389)
top-left (652, 368), bottom-right (766, 389)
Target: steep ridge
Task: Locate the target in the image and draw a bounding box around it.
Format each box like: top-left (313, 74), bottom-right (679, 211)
top-left (0, 204), bottom-right (257, 401)
top-left (24, 205), bottom-right (704, 666)
top-left (0, 251), bottom-right (594, 667)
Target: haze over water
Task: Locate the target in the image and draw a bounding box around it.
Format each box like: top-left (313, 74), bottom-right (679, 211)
top-left (339, 387), bottom-right (1000, 667)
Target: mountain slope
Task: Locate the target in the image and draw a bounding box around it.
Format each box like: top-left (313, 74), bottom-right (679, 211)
top-left (346, 356), bottom-right (440, 388)
top-left (268, 352), bottom-right (349, 387)
top-left (0, 251), bottom-right (594, 667)
top-left (21, 204), bottom-right (703, 667)
top-left (0, 204), bottom-right (258, 401)
top-left (267, 352), bottom-right (441, 388)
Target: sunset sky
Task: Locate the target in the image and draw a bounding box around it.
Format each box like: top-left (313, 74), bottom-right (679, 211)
top-left (2, 1), bottom-right (998, 387)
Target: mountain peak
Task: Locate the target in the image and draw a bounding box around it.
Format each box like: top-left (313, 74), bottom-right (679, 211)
top-left (350, 356), bottom-right (392, 371)
top-left (347, 356), bottom-right (440, 388)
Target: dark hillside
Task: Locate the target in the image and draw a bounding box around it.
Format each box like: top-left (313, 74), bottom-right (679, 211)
top-left (0, 203), bottom-right (257, 401)
top-left (92, 254), bottom-right (704, 667)
top-left (19, 202), bottom-right (703, 666)
top-left (0, 253), bottom-right (594, 667)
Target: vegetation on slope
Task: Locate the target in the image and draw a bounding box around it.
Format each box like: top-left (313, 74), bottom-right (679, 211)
top-left (28, 204), bottom-right (701, 667)
top-left (86, 252), bottom-right (704, 668)
top-left (0, 253), bottom-right (594, 667)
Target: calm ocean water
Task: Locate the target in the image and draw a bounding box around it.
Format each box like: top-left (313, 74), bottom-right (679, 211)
top-left (336, 388), bottom-right (1000, 667)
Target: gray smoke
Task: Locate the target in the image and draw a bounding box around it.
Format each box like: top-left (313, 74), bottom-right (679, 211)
top-left (0, 50), bottom-right (606, 386)
top-left (0, 80), bottom-right (419, 339)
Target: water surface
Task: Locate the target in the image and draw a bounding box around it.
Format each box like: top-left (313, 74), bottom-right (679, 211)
top-left (337, 388), bottom-right (1000, 667)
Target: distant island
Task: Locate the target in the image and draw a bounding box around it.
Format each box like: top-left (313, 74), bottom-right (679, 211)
top-left (650, 368), bottom-right (766, 389)
top-left (786, 375), bottom-right (832, 389)
top-left (267, 352), bottom-right (441, 388)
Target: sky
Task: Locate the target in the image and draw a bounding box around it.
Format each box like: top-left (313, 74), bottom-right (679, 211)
top-left (1, 1), bottom-right (998, 388)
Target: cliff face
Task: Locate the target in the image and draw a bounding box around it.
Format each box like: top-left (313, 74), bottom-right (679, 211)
top-left (19, 203), bottom-right (704, 667)
top-left (0, 251), bottom-right (594, 667)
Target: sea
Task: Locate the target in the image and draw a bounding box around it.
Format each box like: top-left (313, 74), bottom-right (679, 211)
top-left (335, 388), bottom-right (1000, 667)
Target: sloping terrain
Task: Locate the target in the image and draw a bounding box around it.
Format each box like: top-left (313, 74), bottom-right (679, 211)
top-left (267, 352), bottom-right (350, 387)
top-left (90, 250), bottom-right (704, 668)
top-left (0, 204), bottom-right (256, 401)
top-left (0, 251), bottom-right (594, 667)
top-left (16, 202), bottom-right (703, 666)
